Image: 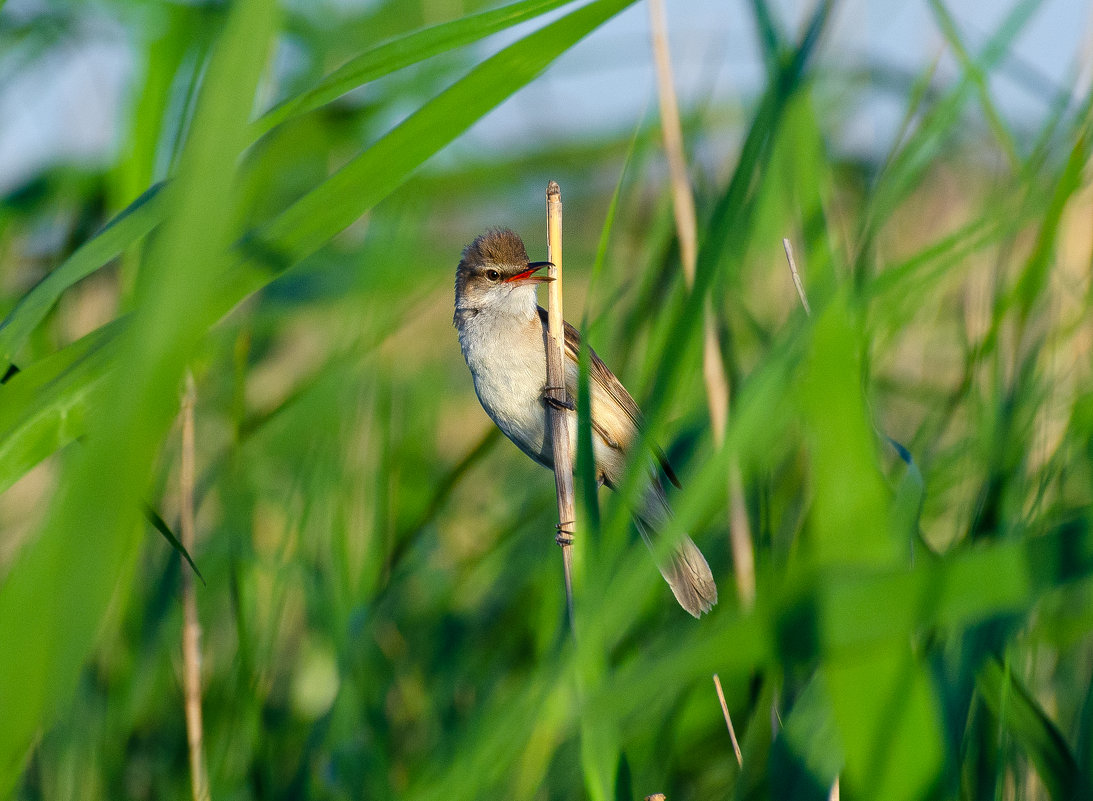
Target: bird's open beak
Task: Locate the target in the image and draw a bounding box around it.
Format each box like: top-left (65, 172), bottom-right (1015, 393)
top-left (505, 261), bottom-right (554, 284)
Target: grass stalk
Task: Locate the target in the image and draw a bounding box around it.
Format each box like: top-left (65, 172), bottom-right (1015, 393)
top-left (180, 372), bottom-right (209, 801)
top-left (783, 238), bottom-right (812, 316)
top-left (713, 673), bottom-right (743, 766)
top-left (545, 180), bottom-right (577, 627)
top-left (648, 0), bottom-right (756, 607)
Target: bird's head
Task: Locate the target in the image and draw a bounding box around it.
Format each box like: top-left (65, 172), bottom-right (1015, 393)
top-left (454, 228), bottom-right (552, 318)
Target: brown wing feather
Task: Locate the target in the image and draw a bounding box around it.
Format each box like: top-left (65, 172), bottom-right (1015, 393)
top-left (537, 307), bottom-right (682, 488)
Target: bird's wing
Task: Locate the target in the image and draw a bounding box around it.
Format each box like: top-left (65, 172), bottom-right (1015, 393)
top-left (537, 307), bottom-right (682, 489)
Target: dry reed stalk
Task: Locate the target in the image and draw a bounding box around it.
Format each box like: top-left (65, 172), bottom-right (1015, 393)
top-left (545, 181), bottom-right (577, 625)
top-left (648, 0), bottom-right (756, 607)
top-left (713, 673), bottom-right (744, 766)
top-left (180, 372), bottom-right (210, 801)
top-left (783, 238), bottom-right (812, 315)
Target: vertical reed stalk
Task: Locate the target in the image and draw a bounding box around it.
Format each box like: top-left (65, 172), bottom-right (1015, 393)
top-left (648, 0), bottom-right (756, 606)
top-left (545, 181), bottom-right (577, 625)
top-left (180, 372), bottom-right (209, 801)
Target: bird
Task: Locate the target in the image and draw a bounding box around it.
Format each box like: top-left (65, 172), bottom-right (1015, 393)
top-left (453, 227), bottom-right (717, 617)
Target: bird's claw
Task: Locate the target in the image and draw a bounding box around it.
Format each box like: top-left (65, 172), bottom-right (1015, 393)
top-left (555, 521), bottom-right (574, 547)
top-left (542, 386), bottom-right (576, 412)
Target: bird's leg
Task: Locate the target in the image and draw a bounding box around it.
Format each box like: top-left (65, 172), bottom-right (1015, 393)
top-left (555, 520), bottom-right (574, 547)
top-left (541, 385), bottom-right (576, 412)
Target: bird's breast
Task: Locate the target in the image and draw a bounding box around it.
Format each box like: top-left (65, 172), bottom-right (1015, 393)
top-left (459, 313), bottom-right (552, 465)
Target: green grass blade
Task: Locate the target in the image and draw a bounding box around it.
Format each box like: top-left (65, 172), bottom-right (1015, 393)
top-left (0, 0), bottom-right (609, 369)
top-left (0, 321), bottom-right (121, 495)
top-left (928, 0), bottom-right (1021, 169)
top-left (0, 0), bottom-right (278, 792)
top-left (0, 0), bottom-right (637, 500)
top-left (0, 183), bottom-right (164, 367)
top-left (576, 113), bottom-right (642, 549)
top-left (978, 657), bottom-right (1090, 799)
top-left (608, 0), bottom-right (829, 517)
top-left (771, 674), bottom-right (842, 798)
top-left (244, 0), bottom-right (638, 270)
top-left (860, 0), bottom-right (1043, 247)
top-left (142, 504), bottom-right (205, 585)
top-left (251, 0), bottom-right (581, 137)
top-left (800, 297), bottom-right (895, 568)
top-left (1010, 123), bottom-right (1089, 321)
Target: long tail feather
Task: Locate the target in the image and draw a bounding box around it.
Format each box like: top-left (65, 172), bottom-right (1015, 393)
top-left (633, 482), bottom-right (718, 617)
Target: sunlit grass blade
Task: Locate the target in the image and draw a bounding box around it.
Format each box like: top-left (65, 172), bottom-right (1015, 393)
top-left (859, 0), bottom-right (1044, 252)
top-left (1008, 122), bottom-right (1089, 322)
top-left (0, 0), bottom-right (278, 793)
top-left (604, 0), bottom-right (830, 554)
top-left (242, 0), bottom-right (639, 270)
top-left (0, 0), bottom-right (639, 500)
top-left (928, 0), bottom-right (1020, 168)
top-left (0, 321), bottom-right (121, 495)
top-left (0, 183), bottom-right (164, 366)
top-left (251, 0), bottom-right (581, 138)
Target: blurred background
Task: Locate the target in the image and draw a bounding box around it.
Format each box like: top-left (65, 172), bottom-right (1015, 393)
top-left (1, 0), bottom-right (1092, 799)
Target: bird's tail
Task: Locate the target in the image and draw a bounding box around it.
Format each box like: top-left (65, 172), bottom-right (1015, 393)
top-left (632, 480), bottom-right (717, 617)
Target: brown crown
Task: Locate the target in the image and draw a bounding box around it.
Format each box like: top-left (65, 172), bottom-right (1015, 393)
top-left (459, 228), bottom-right (529, 272)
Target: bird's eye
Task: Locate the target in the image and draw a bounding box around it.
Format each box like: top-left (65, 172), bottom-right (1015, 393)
top-left (485, 269), bottom-right (501, 282)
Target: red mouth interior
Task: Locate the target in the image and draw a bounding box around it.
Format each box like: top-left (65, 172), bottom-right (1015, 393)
top-left (504, 266), bottom-right (541, 282)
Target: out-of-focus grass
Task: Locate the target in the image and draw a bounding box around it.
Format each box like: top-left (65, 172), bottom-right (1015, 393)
top-left (1, 0), bottom-right (1092, 799)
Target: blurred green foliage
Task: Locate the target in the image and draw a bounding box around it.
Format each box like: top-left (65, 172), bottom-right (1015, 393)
top-left (1, 0), bottom-right (1092, 799)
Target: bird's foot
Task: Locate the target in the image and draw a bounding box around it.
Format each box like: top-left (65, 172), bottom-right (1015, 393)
top-left (542, 386), bottom-right (576, 412)
top-left (555, 521), bottom-right (574, 547)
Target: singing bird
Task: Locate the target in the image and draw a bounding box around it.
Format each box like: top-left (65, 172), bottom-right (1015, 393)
top-left (453, 228), bottom-right (717, 616)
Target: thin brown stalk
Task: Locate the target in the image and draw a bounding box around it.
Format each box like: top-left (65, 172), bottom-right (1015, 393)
top-left (648, 0), bottom-right (755, 607)
top-left (180, 372), bottom-right (209, 801)
top-left (545, 181), bottom-right (577, 626)
top-left (829, 776), bottom-right (840, 801)
top-left (713, 673), bottom-right (744, 766)
top-left (783, 238), bottom-right (812, 315)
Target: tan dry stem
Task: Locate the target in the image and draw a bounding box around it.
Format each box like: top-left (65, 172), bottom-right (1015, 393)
top-left (545, 181), bottom-right (577, 626)
top-left (181, 372), bottom-right (209, 801)
top-left (783, 238), bottom-right (812, 316)
top-left (713, 673), bottom-right (744, 766)
top-left (648, 0), bottom-right (755, 607)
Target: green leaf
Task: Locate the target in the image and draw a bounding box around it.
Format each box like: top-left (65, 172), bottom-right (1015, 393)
top-left (928, 0), bottom-right (1020, 167)
top-left (978, 657), bottom-right (1090, 800)
top-left (142, 504), bottom-right (205, 585)
top-left (771, 674), bottom-right (842, 800)
top-left (251, 0), bottom-right (581, 137)
top-left (1010, 125), bottom-right (1090, 321)
top-left (243, 0), bottom-right (639, 271)
top-left (0, 183), bottom-right (164, 367)
top-left (823, 642), bottom-right (945, 800)
top-left (860, 0), bottom-right (1043, 246)
top-left (0, 0), bottom-right (278, 792)
top-left (0, 322), bottom-right (121, 495)
top-left (0, 0), bottom-right (584, 368)
top-left (799, 297), bottom-right (896, 567)
top-left (0, 0), bottom-right (638, 525)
